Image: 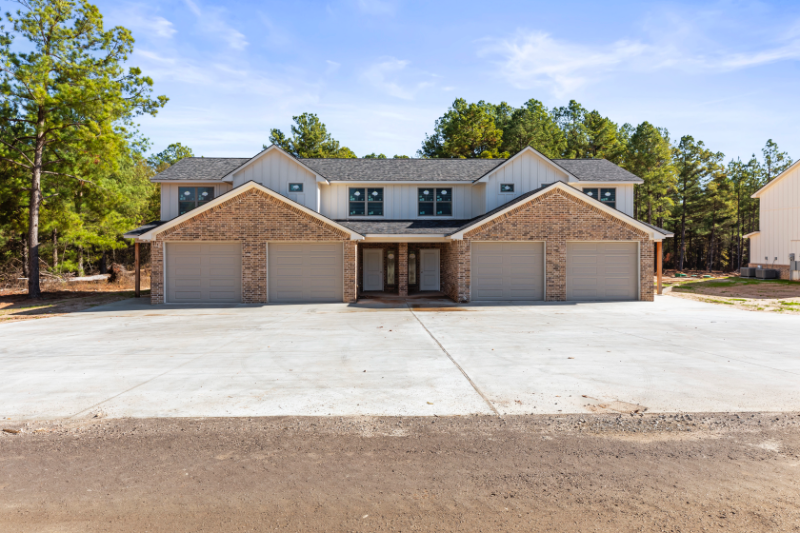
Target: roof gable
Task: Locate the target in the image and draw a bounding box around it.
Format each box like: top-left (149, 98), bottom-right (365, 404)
top-left (752, 158), bottom-right (800, 198)
top-left (222, 145), bottom-right (329, 183)
top-left (474, 146), bottom-right (576, 183)
top-left (448, 181), bottom-right (672, 240)
top-left (133, 181), bottom-right (364, 241)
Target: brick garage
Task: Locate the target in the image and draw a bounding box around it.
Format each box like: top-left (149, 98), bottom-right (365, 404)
top-left (447, 188), bottom-right (655, 302)
top-left (149, 187), bottom-right (357, 304)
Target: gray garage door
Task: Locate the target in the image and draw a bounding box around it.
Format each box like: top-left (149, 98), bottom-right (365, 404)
top-left (567, 242), bottom-right (638, 301)
top-left (471, 242), bottom-right (545, 301)
top-left (166, 243), bottom-right (242, 304)
top-left (268, 243), bottom-right (343, 303)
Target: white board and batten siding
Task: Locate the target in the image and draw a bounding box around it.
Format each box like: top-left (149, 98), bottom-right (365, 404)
top-left (319, 183), bottom-right (475, 220)
top-left (571, 184), bottom-right (635, 218)
top-left (482, 151), bottom-right (571, 212)
top-left (751, 164), bottom-right (800, 265)
top-left (230, 149), bottom-right (319, 211)
top-left (160, 182), bottom-right (233, 220)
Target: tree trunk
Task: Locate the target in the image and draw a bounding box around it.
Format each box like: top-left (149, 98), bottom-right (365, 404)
top-left (27, 107), bottom-right (45, 298)
top-left (21, 234), bottom-right (30, 279)
top-left (678, 205), bottom-right (687, 271)
top-left (78, 245), bottom-right (84, 276)
top-left (52, 228), bottom-right (58, 271)
top-left (100, 251), bottom-right (108, 274)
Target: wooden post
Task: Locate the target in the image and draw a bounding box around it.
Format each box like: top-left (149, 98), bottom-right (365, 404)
top-left (134, 241), bottom-right (141, 298)
top-left (656, 241), bottom-right (663, 295)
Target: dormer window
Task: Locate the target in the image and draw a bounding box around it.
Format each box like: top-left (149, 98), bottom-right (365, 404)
top-left (418, 188), bottom-right (452, 216)
top-left (584, 187), bottom-right (616, 210)
top-left (349, 187), bottom-right (383, 216)
top-left (178, 186), bottom-right (214, 216)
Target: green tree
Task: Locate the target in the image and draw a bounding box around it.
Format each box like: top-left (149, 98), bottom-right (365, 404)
top-left (268, 113), bottom-right (355, 158)
top-left (392, 154), bottom-right (409, 159)
top-left (494, 98), bottom-right (565, 158)
top-left (700, 165), bottom-right (733, 271)
top-left (671, 136), bottom-right (723, 270)
top-left (0, 0), bottom-right (167, 297)
top-left (552, 100), bottom-right (589, 158)
top-left (148, 142), bottom-right (194, 171)
top-left (418, 98), bottom-right (506, 159)
top-left (761, 139), bottom-right (792, 183)
top-left (582, 110), bottom-right (625, 163)
top-left (363, 153), bottom-right (386, 159)
top-left (623, 122), bottom-right (676, 226)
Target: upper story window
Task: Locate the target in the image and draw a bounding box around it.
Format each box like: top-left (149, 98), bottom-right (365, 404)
top-left (584, 187), bottom-right (616, 210)
top-left (500, 183), bottom-right (515, 194)
top-left (179, 186), bottom-right (214, 216)
top-left (418, 188), bottom-right (452, 216)
top-left (349, 187), bottom-right (383, 216)
top-left (289, 183), bottom-right (304, 193)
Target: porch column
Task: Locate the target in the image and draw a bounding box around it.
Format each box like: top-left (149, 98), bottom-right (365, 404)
top-left (398, 243), bottom-right (408, 297)
top-left (134, 241), bottom-right (141, 298)
top-left (656, 241), bottom-right (663, 295)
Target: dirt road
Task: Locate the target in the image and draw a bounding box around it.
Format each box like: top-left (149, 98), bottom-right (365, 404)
top-left (2, 413), bottom-right (799, 532)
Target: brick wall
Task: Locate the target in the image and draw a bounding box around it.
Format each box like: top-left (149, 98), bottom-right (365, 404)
top-left (748, 263), bottom-right (792, 280)
top-left (457, 189), bottom-right (655, 302)
top-left (150, 188), bottom-right (355, 304)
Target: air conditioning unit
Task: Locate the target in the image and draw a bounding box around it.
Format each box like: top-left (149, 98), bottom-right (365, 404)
top-left (756, 269), bottom-right (779, 279)
top-left (740, 267), bottom-right (755, 278)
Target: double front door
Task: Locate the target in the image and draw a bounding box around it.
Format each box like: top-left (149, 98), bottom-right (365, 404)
top-left (362, 248), bottom-right (440, 292)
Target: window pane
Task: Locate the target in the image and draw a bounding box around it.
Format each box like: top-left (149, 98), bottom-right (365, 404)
top-left (436, 203), bottom-right (452, 216)
top-left (418, 188), bottom-right (433, 202)
top-left (349, 188), bottom-right (365, 202)
top-left (349, 202), bottom-right (365, 216)
top-left (197, 187), bottom-right (214, 205)
top-left (289, 183), bottom-right (303, 192)
top-left (606, 202), bottom-right (616, 210)
top-left (418, 202), bottom-right (434, 216)
top-left (583, 188), bottom-right (599, 199)
top-left (436, 188), bottom-right (452, 202)
top-left (600, 188), bottom-right (616, 202)
top-left (367, 202), bottom-right (383, 216)
top-left (367, 188), bottom-right (383, 201)
top-left (179, 187), bottom-right (196, 201)
top-left (179, 201), bottom-right (195, 216)
top-left (500, 183), bottom-right (514, 193)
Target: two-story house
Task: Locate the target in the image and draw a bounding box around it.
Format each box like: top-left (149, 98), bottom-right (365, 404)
top-left (124, 145), bottom-right (673, 304)
top-left (746, 159), bottom-right (800, 279)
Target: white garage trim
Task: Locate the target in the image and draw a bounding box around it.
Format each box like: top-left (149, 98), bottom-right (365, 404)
top-left (566, 240), bottom-right (640, 301)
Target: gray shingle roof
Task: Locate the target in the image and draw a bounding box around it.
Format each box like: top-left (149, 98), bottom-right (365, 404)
top-left (300, 158), bottom-right (505, 182)
top-left (336, 219), bottom-right (471, 234)
top-left (122, 220), bottom-right (167, 239)
top-left (152, 158), bottom-right (250, 181)
top-left (551, 159), bottom-right (643, 183)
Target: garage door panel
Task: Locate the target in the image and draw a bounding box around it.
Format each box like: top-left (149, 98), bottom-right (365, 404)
top-left (167, 243), bottom-right (242, 304)
top-left (269, 243), bottom-right (343, 303)
top-left (567, 242), bottom-right (637, 301)
top-left (472, 242), bottom-right (544, 301)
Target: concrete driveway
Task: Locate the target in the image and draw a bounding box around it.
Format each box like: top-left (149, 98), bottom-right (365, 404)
top-left (2, 296), bottom-right (799, 420)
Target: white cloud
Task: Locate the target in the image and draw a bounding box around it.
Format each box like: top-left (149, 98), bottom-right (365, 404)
top-left (105, 5), bottom-right (176, 40)
top-left (326, 60), bottom-right (341, 74)
top-left (480, 26), bottom-right (800, 97)
top-left (183, 0), bottom-right (248, 50)
top-left (361, 58), bottom-right (433, 100)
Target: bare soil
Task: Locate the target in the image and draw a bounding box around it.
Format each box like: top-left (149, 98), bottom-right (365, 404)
top-left (0, 277), bottom-right (150, 322)
top-left (2, 413), bottom-right (799, 532)
top-left (666, 277), bottom-right (800, 315)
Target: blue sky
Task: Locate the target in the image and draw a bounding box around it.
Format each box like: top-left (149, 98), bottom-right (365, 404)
top-left (96, 0), bottom-right (800, 162)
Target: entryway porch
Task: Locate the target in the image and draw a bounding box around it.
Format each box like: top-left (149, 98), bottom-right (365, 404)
top-left (357, 242), bottom-right (447, 298)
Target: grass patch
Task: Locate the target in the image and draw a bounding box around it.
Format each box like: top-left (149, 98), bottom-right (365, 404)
top-left (779, 301), bottom-right (800, 307)
top-left (702, 298), bottom-right (735, 305)
top-left (729, 298), bottom-right (747, 302)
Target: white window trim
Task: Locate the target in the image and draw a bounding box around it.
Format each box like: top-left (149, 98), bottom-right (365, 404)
top-left (417, 187), bottom-right (454, 218)
top-left (288, 183), bottom-right (304, 193)
top-left (499, 183), bottom-right (515, 194)
top-left (348, 186), bottom-right (384, 217)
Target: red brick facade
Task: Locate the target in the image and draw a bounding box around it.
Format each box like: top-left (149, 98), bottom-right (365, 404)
top-left (445, 189), bottom-right (655, 302)
top-left (150, 188), bottom-right (357, 304)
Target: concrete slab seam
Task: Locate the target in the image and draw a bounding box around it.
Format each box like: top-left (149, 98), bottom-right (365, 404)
top-left (407, 304), bottom-right (500, 416)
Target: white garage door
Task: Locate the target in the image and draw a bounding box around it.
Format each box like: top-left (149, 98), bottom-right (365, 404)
top-left (471, 242), bottom-right (545, 301)
top-left (567, 242), bottom-right (638, 301)
top-left (268, 243), bottom-right (343, 303)
top-left (166, 243), bottom-right (242, 304)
